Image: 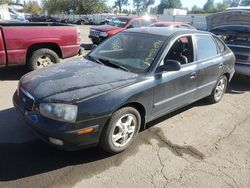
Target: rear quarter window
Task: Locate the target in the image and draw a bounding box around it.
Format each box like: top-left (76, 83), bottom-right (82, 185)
top-left (196, 35), bottom-right (218, 60)
top-left (215, 37), bottom-right (226, 53)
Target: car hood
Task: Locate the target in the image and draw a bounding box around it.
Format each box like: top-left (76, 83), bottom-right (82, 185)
top-left (91, 25), bottom-right (123, 32)
top-left (20, 58), bottom-right (138, 103)
top-left (207, 10), bottom-right (250, 31)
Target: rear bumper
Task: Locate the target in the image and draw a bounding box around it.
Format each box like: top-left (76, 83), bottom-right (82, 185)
top-left (13, 91), bottom-right (108, 151)
top-left (235, 63), bottom-right (250, 76)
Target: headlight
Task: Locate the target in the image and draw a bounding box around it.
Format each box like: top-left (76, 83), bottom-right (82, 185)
top-left (99, 31), bottom-right (108, 37)
top-left (39, 103), bottom-right (78, 123)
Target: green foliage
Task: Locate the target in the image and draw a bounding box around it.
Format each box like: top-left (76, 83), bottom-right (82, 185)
top-left (0, 0), bottom-right (12, 4)
top-left (133, 0), bottom-right (155, 13)
top-left (191, 5), bottom-right (205, 14)
top-left (149, 6), bottom-right (158, 14)
top-left (242, 0), bottom-right (250, 6)
top-left (214, 2), bottom-right (230, 12)
top-left (43, 0), bottom-right (108, 15)
top-left (157, 0), bottom-right (182, 14)
top-left (24, 1), bottom-right (42, 15)
top-left (203, 0), bottom-right (215, 13)
top-left (114, 0), bottom-right (128, 13)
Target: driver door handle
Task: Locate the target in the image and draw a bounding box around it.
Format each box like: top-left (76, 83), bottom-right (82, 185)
top-left (190, 72), bottom-right (197, 79)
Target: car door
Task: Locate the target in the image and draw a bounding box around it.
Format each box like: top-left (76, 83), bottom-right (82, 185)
top-left (194, 34), bottom-right (224, 99)
top-left (151, 35), bottom-right (198, 120)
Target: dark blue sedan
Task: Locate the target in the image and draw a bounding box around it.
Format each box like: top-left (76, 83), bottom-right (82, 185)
top-left (13, 27), bottom-right (235, 153)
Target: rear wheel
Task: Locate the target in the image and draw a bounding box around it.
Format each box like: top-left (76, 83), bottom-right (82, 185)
top-left (208, 75), bottom-right (227, 103)
top-left (100, 107), bottom-right (141, 154)
top-left (28, 48), bottom-right (60, 71)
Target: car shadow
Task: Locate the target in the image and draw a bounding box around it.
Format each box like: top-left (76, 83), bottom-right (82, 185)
top-left (80, 43), bottom-right (93, 51)
top-left (0, 104), bottom-right (206, 182)
top-left (227, 74), bottom-right (250, 94)
top-left (0, 67), bottom-right (28, 81)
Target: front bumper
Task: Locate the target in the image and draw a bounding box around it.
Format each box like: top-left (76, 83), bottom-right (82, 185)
top-left (13, 91), bottom-right (108, 151)
top-left (88, 35), bottom-right (107, 44)
top-left (235, 63), bottom-right (250, 76)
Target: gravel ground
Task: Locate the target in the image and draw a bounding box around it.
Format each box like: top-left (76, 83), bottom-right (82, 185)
top-left (0, 25), bottom-right (250, 188)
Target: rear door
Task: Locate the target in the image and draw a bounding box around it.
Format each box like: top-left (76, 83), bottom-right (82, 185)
top-left (194, 34), bottom-right (224, 99)
top-left (151, 35), bottom-right (198, 119)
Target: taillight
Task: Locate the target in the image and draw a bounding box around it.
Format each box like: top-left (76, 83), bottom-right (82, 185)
top-left (77, 29), bottom-right (81, 45)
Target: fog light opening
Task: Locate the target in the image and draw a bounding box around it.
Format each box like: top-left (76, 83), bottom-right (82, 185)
top-left (49, 137), bottom-right (64, 146)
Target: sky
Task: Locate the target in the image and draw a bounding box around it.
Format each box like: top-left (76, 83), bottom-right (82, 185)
top-left (107, 0), bottom-right (223, 10)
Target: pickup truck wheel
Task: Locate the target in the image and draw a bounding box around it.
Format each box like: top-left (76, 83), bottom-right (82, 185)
top-left (208, 75), bottom-right (227, 103)
top-left (28, 48), bottom-right (60, 70)
top-left (100, 107), bottom-right (141, 154)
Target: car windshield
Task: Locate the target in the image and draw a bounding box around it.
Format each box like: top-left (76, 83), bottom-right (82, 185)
top-left (88, 32), bottom-right (166, 73)
top-left (108, 17), bottom-right (130, 27)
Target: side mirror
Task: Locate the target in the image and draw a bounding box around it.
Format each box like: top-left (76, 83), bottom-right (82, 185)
top-left (159, 60), bottom-right (181, 72)
top-left (91, 44), bottom-right (97, 50)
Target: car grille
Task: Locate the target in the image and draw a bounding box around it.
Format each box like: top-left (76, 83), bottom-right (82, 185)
top-left (19, 88), bottom-right (35, 111)
top-left (228, 44), bottom-right (250, 65)
top-left (90, 29), bottom-right (100, 37)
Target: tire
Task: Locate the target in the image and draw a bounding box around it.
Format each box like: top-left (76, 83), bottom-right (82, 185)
top-left (207, 75), bottom-right (228, 103)
top-left (100, 107), bottom-right (141, 154)
top-left (28, 48), bottom-right (60, 71)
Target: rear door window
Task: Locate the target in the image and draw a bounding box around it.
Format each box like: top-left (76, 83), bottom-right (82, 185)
top-left (196, 35), bottom-right (218, 60)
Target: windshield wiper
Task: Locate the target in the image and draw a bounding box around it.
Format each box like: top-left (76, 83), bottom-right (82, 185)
top-left (85, 55), bottom-right (104, 65)
top-left (99, 58), bottom-right (130, 72)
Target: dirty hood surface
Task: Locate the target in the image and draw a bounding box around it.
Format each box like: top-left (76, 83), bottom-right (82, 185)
top-left (20, 58), bottom-right (138, 103)
top-left (207, 10), bottom-right (250, 31)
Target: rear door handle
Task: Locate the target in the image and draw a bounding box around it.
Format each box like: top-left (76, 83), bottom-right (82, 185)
top-left (190, 72), bottom-right (197, 79)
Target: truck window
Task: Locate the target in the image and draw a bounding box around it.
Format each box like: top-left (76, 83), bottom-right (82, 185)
top-left (196, 35), bottom-right (218, 60)
top-left (131, 19), bottom-right (139, 28)
top-left (141, 19), bottom-right (151, 27)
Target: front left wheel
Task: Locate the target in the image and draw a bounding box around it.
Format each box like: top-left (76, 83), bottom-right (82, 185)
top-left (100, 107), bottom-right (141, 154)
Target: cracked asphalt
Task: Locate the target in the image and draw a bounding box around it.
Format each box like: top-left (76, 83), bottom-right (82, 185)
top-left (1, 25), bottom-right (250, 188)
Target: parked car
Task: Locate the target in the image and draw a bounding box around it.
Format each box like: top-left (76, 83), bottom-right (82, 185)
top-left (207, 9), bottom-right (250, 76)
top-left (13, 28), bottom-right (235, 154)
top-left (89, 16), bottom-right (158, 44)
top-left (0, 22), bottom-right (81, 70)
top-left (149, 21), bottom-right (195, 29)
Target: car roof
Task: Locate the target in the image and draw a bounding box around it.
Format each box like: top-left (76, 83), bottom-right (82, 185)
top-left (153, 21), bottom-right (188, 25)
top-left (125, 27), bottom-right (210, 37)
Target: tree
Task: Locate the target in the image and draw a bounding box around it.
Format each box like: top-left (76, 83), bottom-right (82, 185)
top-left (214, 2), bottom-right (230, 12)
top-left (157, 0), bottom-right (182, 14)
top-left (24, 1), bottom-right (42, 15)
top-left (150, 6), bottom-right (158, 14)
top-left (190, 5), bottom-right (204, 14)
top-left (223, 0), bottom-right (241, 7)
top-left (203, 0), bottom-right (215, 13)
top-left (242, 0), bottom-right (250, 5)
top-left (133, 0), bottom-right (155, 13)
top-left (114, 0), bottom-right (128, 13)
top-left (0, 0), bottom-right (12, 4)
top-left (43, 0), bottom-right (108, 14)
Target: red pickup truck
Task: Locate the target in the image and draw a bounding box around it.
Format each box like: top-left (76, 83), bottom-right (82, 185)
top-left (0, 22), bottom-right (81, 70)
top-left (89, 16), bottom-right (157, 44)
